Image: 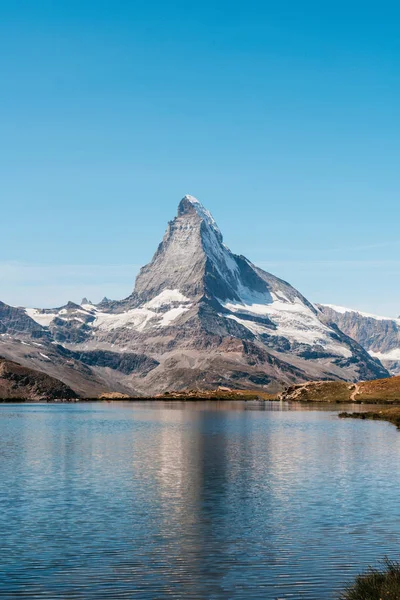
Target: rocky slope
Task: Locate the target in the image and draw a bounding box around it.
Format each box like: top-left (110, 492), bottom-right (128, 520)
top-left (0, 357), bottom-right (78, 400)
top-left (319, 304), bottom-right (400, 375)
top-left (1, 196), bottom-right (389, 395)
top-left (0, 335), bottom-right (149, 397)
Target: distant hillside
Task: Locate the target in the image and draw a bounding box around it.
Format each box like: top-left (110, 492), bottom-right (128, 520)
top-left (318, 304), bottom-right (400, 375)
top-left (280, 375), bottom-right (400, 404)
top-left (0, 357), bottom-right (79, 401)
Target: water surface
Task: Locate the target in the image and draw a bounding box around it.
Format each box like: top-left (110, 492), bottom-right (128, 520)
top-left (1, 401), bottom-right (400, 599)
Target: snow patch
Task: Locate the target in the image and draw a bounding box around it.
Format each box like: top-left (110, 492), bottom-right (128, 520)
top-left (93, 289), bottom-right (192, 332)
top-left (81, 304), bottom-right (101, 313)
top-left (222, 294), bottom-right (352, 357)
top-left (225, 314), bottom-right (267, 335)
top-left (26, 304), bottom-right (101, 328)
top-left (25, 308), bottom-right (56, 327)
top-left (158, 306), bottom-right (191, 326)
top-left (94, 308), bottom-right (155, 332)
top-left (145, 289), bottom-right (191, 309)
top-left (369, 349), bottom-right (400, 361)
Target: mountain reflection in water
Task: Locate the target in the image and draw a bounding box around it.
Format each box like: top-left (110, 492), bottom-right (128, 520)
top-left (1, 401), bottom-right (400, 599)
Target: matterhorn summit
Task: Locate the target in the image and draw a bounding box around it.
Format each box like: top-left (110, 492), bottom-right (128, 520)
top-left (130, 194), bottom-right (249, 305)
top-left (0, 196), bottom-right (388, 395)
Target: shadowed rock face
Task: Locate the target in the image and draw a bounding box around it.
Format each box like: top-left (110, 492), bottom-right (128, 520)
top-left (0, 357), bottom-right (78, 400)
top-left (0, 196), bottom-right (389, 395)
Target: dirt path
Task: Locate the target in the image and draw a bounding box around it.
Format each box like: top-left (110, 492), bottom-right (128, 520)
top-left (350, 383), bottom-right (360, 402)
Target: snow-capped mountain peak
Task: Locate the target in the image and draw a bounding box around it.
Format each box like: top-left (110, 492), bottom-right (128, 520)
top-left (1, 195), bottom-right (389, 395)
top-left (129, 195), bottom-right (244, 304)
top-left (81, 197), bottom-right (389, 384)
top-left (178, 194), bottom-right (221, 235)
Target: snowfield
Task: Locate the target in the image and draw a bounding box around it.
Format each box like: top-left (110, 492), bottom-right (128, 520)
top-left (222, 292), bottom-right (352, 357)
top-left (25, 308), bottom-right (58, 327)
top-left (93, 289), bottom-right (192, 332)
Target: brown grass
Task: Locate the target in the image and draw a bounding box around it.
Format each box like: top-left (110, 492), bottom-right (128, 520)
top-left (358, 376), bottom-right (400, 403)
top-left (155, 388), bottom-right (277, 401)
top-left (281, 376), bottom-right (400, 404)
top-left (340, 557), bottom-right (400, 599)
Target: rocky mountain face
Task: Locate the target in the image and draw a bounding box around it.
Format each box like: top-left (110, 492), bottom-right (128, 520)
top-left (0, 357), bottom-right (78, 400)
top-left (0, 303), bottom-right (144, 397)
top-left (0, 196), bottom-right (388, 395)
top-left (318, 304), bottom-right (400, 375)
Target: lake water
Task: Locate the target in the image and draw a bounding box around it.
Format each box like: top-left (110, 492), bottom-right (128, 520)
top-left (1, 401), bottom-right (400, 599)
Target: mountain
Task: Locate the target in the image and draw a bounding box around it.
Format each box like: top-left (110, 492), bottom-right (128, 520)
top-left (1, 196), bottom-right (388, 395)
top-left (0, 302), bottom-right (139, 397)
top-left (0, 356), bottom-right (78, 400)
top-left (318, 304), bottom-right (400, 375)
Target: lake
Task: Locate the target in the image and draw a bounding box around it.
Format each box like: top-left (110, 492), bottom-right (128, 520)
top-left (1, 401), bottom-right (400, 599)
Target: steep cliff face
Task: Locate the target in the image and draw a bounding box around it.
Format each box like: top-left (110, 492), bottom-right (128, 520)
top-left (319, 304), bottom-right (400, 374)
top-left (1, 196), bottom-right (389, 395)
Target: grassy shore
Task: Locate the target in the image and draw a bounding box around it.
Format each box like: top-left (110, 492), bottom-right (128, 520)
top-left (8, 375), bottom-right (400, 404)
top-left (355, 376), bottom-right (400, 403)
top-left (339, 406), bottom-right (400, 428)
top-left (280, 376), bottom-right (400, 404)
top-left (340, 558), bottom-right (400, 599)
top-left (98, 389), bottom-right (277, 401)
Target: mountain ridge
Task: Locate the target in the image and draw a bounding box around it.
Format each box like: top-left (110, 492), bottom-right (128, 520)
top-left (0, 195), bottom-right (389, 394)
top-left (318, 304), bottom-right (400, 375)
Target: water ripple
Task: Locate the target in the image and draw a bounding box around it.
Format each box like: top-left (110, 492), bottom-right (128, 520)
top-left (1, 401), bottom-right (399, 599)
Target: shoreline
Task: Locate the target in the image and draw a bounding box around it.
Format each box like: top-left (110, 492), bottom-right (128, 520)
top-left (2, 396), bottom-right (400, 406)
top-left (339, 407), bottom-right (400, 428)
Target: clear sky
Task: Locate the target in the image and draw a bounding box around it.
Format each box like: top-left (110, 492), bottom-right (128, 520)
top-left (1, 1), bottom-right (399, 315)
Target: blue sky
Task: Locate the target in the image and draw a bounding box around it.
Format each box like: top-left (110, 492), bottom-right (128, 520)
top-left (1, 1), bottom-right (399, 315)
